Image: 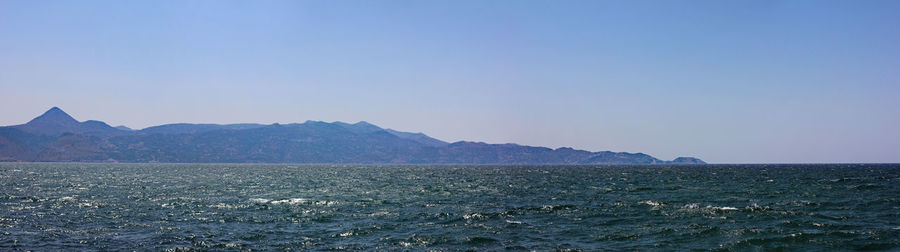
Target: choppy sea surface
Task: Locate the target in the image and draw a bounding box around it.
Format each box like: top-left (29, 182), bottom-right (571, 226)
top-left (1, 163), bottom-right (898, 251)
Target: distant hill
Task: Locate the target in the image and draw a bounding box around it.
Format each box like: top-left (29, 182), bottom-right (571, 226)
top-left (0, 107), bottom-right (705, 164)
top-left (12, 107), bottom-right (125, 137)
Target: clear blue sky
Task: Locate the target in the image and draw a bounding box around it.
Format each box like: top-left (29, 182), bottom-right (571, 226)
top-left (1, 0), bottom-right (898, 163)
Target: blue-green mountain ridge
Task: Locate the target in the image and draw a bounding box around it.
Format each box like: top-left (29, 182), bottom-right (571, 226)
top-left (0, 107), bottom-right (704, 164)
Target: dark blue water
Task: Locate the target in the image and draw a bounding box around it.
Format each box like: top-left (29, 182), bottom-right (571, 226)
top-left (1, 163), bottom-right (898, 250)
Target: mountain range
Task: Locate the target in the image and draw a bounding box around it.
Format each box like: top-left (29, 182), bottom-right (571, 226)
top-left (0, 107), bottom-right (705, 164)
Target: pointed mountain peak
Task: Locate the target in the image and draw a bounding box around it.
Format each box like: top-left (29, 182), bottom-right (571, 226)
top-left (28, 106), bottom-right (79, 125)
top-left (15, 107), bottom-right (127, 136)
top-left (13, 106), bottom-right (83, 135)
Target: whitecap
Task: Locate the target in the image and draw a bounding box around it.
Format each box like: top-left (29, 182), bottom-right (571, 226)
top-left (745, 203), bottom-right (771, 211)
top-left (639, 200), bottom-right (664, 207)
top-left (707, 206), bottom-right (738, 211)
top-left (505, 219), bottom-right (524, 224)
top-left (209, 203), bottom-right (247, 210)
top-left (464, 213), bottom-right (485, 220)
top-left (270, 198), bottom-right (308, 205)
top-left (249, 198), bottom-right (271, 204)
top-left (251, 198), bottom-right (309, 205)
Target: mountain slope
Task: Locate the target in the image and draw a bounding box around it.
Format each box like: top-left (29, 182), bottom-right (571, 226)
top-left (334, 121), bottom-right (448, 147)
top-left (0, 127), bottom-right (55, 161)
top-left (385, 129), bottom-right (449, 147)
top-left (139, 123), bottom-right (265, 135)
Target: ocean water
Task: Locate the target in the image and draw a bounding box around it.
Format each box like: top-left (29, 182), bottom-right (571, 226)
top-left (1, 163), bottom-right (898, 251)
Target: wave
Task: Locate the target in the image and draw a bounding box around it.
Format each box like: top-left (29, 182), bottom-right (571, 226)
top-left (639, 200), bottom-right (664, 207)
top-left (249, 198), bottom-right (271, 204)
top-left (710, 206), bottom-right (739, 211)
top-left (248, 198), bottom-right (339, 206)
top-left (250, 198), bottom-right (308, 205)
top-left (270, 198), bottom-right (308, 204)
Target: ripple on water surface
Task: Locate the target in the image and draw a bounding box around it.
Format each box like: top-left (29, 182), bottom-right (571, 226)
top-left (0, 163), bottom-right (898, 250)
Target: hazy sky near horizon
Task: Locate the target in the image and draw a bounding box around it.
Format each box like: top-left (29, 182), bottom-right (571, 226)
top-left (1, 1), bottom-right (899, 163)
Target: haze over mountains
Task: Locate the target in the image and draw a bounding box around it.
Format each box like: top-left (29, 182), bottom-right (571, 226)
top-left (0, 107), bottom-right (704, 164)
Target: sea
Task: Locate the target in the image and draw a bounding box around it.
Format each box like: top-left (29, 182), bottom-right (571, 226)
top-left (1, 163), bottom-right (898, 251)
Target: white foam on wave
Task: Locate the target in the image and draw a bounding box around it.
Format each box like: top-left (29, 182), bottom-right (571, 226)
top-left (639, 200), bottom-right (664, 207)
top-left (58, 196), bottom-right (77, 202)
top-left (464, 213), bottom-right (485, 220)
top-left (681, 203), bottom-right (741, 211)
top-left (78, 201), bottom-right (98, 208)
top-left (209, 203), bottom-right (248, 210)
top-left (745, 203), bottom-right (772, 211)
top-left (250, 198), bottom-right (309, 205)
top-left (249, 198), bottom-right (271, 204)
top-left (271, 198), bottom-right (308, 205)
top-left (708, 206), bottom-right (738, 211)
